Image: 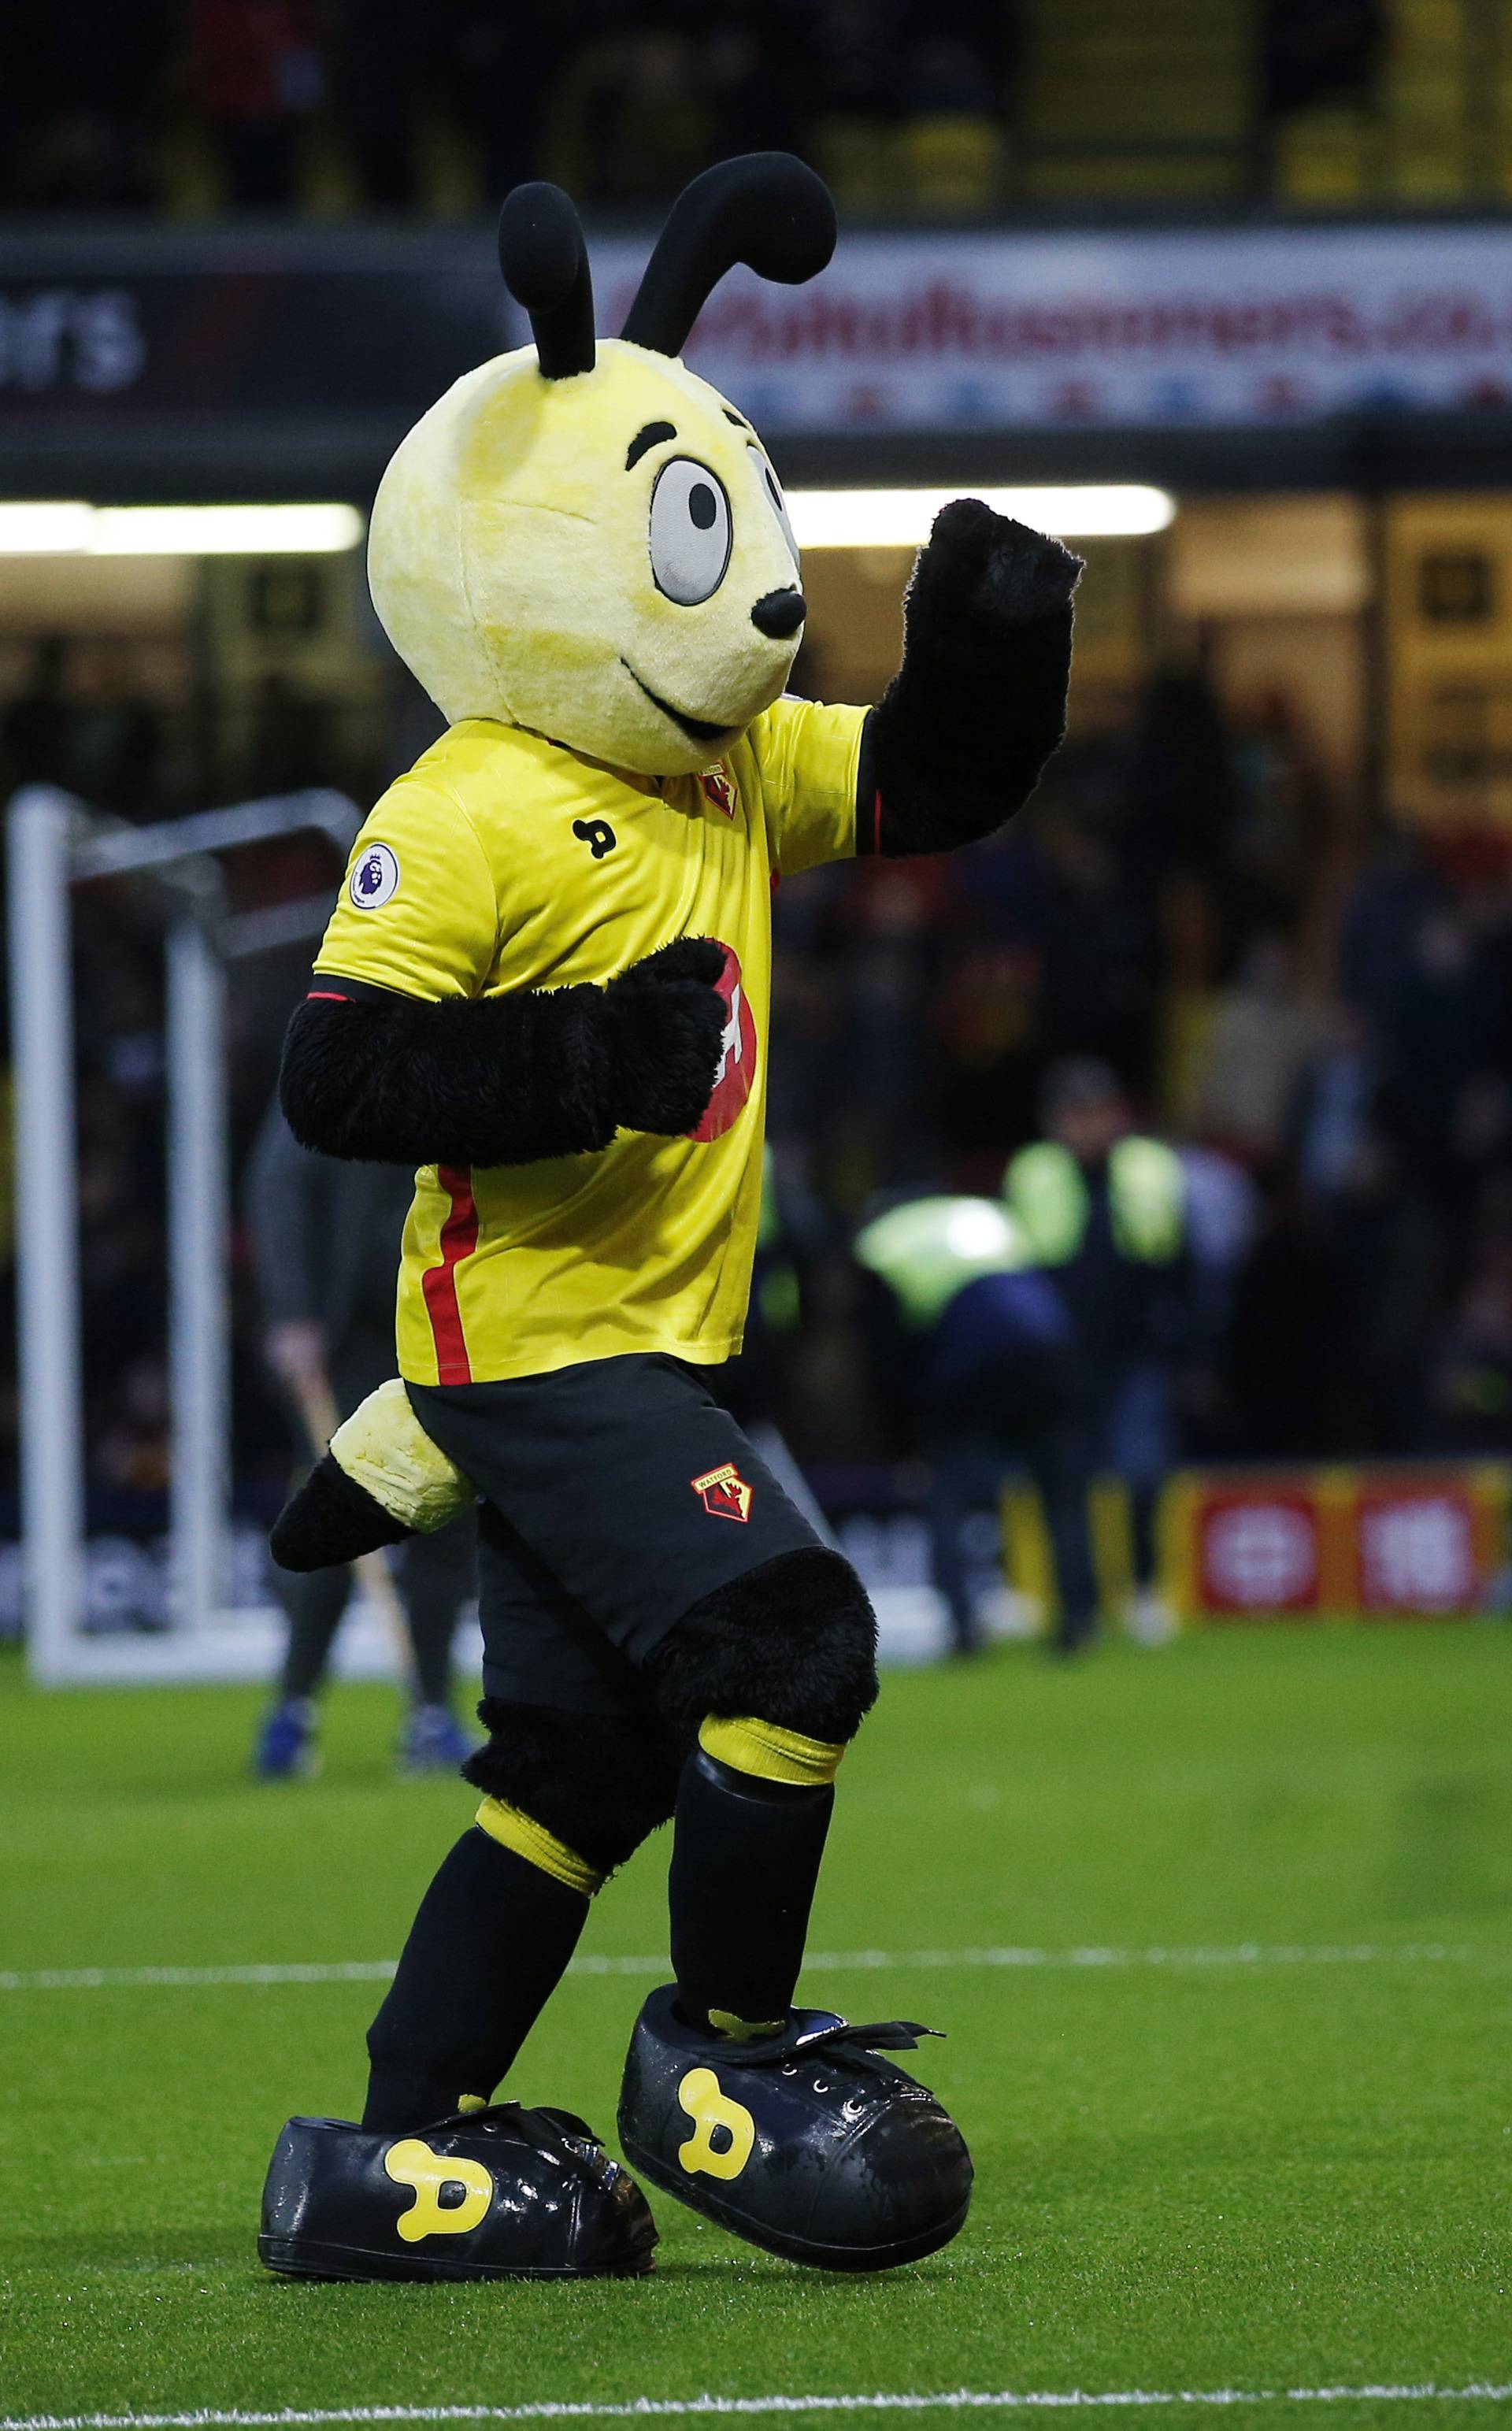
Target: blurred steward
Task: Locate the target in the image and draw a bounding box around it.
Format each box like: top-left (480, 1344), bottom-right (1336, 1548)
top-left (246, 1096), bottom-right (476, 1779)
top-left (855, 1192), bottom-right (1097, 1656)
top-left (1004, 1059), bottom-right (1197, 1641)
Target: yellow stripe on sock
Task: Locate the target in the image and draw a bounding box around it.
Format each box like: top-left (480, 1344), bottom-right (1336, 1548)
top-left (474, 1797), bottom-right (602, 1898)
top-left (708, 2008), bottom-right (784, 2041)
top-left (699, 1714), bottom-right (846, 1788)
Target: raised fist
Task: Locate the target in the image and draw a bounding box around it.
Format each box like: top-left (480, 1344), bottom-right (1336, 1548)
top-left (604, 936), bottom-right (728, 1136)
top-left (906, 498), bottom-right (1083, 647)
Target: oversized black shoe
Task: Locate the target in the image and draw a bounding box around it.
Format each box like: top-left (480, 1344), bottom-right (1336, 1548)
top-left (258, 2102), bottom-right (658, 2282)
top-left (617, 1986), bottom-right (972, 2272)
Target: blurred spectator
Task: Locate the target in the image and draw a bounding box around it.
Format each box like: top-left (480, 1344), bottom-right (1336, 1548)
top-left (189, 0), bottom-right (324, 209)
top-left (1341, 839), bottom-right (1497, 1185)
top-left (1129, 654), bottom-right (1240, 891)
top-left (1189, 935), bottom-right (1327, 1162)
top-left (1005, 1059), bottom-right (1199, 1639)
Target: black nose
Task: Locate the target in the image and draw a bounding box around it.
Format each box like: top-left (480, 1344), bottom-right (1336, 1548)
top-left (750, 588), bottom-right (806, 639)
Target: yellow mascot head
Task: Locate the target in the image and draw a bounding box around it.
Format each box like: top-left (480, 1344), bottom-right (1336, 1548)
top-left (368, 154), bottom-right (836, 779)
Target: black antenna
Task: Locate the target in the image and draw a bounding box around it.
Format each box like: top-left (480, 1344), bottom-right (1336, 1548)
top-left (622, 154), bottom-right (836, 359)
top-left (498, 182), bottom-right (596, 379)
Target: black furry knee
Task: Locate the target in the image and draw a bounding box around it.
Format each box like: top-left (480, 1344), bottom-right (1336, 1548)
top-left (647, 1548), bottom-right (879, 1747)
top-left (462, 1701), bottom-right (683, 1877)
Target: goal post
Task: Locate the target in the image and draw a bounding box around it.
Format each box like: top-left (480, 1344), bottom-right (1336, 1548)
top-left (7, 781), bottom-right (372, 1686)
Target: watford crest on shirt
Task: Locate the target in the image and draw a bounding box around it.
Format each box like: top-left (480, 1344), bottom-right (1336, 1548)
top-left (691, 1462), bottom-right (754, 1523)
top-left (699, 766), bottom-right (736, 817)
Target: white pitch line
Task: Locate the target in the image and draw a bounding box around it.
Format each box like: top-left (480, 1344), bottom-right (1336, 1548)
top-left (4, 2385), bottom-right (1512, 2429)
top-left (0, 1942), bottom-right (1492, 1995)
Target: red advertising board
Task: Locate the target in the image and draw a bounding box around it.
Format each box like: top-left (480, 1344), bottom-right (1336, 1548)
top-left (1354, 1481), bottom-right (1484, 1614)
top-left (1169, 1464), bottom-right (1508, 1623)
top-left (1194, 1489), bottom-right (1323, 1616)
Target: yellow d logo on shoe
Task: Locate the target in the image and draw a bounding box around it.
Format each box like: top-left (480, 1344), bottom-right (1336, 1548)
top-left (383, 2137), bottom-right (493, 2241)
top-left (676, 2067), bottom-right (755, 2181)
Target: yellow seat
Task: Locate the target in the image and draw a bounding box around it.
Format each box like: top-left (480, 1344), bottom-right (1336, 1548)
top-left (1275, 106), bottom-right (1373, 206)
top-left (813, 117), bottom-right (900, 215)
top-left (901, 114), bottom-right (1002, 215)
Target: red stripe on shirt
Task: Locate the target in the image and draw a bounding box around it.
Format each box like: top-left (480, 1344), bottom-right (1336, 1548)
top-left (422, 1164), bottom-right (479, 1387)
top-left (306, 989), bottom-right (351, 1002)
top-left (873, 788), bottom-right (884, 856)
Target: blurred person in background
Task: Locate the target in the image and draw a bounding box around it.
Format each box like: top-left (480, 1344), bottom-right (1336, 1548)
top-left (1005, 1059), bottom-right (1197, 1641)
top-left (1188, 932), bottom-right (1326, 1164)
top-left (246, 1098), bottom-right (476, 1779)
top-left (189, 0), bottom-right (324, 210)
top-left (855, 1191), bottom-right (1096, 1655)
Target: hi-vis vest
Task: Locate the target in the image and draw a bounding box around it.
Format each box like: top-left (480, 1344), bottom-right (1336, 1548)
top-left (854, 1195), bottom-right (1032, 1329)
top-left (1004, 1138), bottom-right (1185, 1268)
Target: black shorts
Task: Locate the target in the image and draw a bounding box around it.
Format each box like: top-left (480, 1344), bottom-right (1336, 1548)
top-left (406, 1354), bottom-right (824, 1716)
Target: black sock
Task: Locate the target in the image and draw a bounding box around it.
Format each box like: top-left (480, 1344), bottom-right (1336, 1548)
top-left (667, 1749), bottom-right (833, 2035)
top-left (362, 1828), bottom-right (588, 2130)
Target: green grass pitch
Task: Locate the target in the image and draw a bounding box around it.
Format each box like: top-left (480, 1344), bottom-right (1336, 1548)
top-left (2, 1625), bottom-right (1510, 2428)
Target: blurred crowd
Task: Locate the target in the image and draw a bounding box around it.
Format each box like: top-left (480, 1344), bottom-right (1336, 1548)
top-left (2, 646), bottom-right (1511, 1533)
top-left (0, 0), bottom-right (1017, 219)
top-left (0, 1), bottom-right (1388, 222)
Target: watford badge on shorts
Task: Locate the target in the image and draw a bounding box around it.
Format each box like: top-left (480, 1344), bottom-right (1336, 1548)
top-left (691, 1462), bottom-right (754, 1523)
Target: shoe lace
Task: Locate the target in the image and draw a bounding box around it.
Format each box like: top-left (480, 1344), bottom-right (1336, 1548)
top-left (719, 2018), bottom-right (942, 2074)
top-left (425, 2099), bottom-right (604, 2171)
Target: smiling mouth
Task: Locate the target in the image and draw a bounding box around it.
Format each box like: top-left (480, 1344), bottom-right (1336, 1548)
top-left (621, 661), bottom-right (734, 744)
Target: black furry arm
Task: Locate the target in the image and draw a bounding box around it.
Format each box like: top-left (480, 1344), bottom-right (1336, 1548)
top-left (279, 937), bottom-right (727, 1168)
top-left (860, 498), bottom-right (1083, 858)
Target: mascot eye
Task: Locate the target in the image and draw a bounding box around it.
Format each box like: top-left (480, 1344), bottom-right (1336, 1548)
top-left (755, 451), bottom-right (800, 571)
top-left (649, 458), bottom-right (733, 605)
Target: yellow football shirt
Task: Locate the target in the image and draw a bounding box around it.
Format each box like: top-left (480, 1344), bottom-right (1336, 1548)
top-left (313, 699), bottom-right (865, 1385)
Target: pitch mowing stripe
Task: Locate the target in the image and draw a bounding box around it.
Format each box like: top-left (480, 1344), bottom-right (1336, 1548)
top-left (0, 1942), bottom-right (1494, 1994)
top-left (4, 2385), bottom-right (1512, 2425)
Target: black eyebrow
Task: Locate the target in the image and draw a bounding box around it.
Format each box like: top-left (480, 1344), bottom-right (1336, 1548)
top-left (722, 408), bottom-right (750, 429)
top-left (626, 420), bottom-right (677, 470)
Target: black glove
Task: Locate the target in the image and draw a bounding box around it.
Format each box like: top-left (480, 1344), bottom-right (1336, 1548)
top-left (604, 935), bottom-right (728, 1136)
top-left (906, 498), bottom-right (1083, 648)
top-left (863, 499), bottom-right (1083, 858)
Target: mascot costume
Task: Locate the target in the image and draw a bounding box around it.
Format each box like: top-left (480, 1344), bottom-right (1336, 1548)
top-left (258, 153), bottom-right (1080, 2284)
